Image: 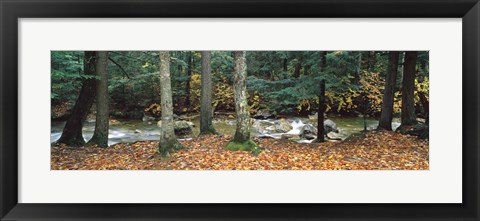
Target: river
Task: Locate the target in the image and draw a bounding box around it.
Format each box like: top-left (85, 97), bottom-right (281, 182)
top-left (51, 116), bottom-right (400, 146)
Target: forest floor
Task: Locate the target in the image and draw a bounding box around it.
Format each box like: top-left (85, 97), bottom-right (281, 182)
top-left (51, 130), bottom-right (429, 170)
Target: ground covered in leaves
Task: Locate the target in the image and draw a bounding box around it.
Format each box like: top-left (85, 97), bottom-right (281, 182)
top-left (51, 131), bottom-right (429, 170)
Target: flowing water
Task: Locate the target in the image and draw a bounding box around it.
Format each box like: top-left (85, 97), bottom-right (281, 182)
top-left (51, 116), bottom-right (400, 146)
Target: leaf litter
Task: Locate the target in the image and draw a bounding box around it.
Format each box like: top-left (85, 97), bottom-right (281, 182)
top-left (51, 131), bottom-right (428, 170)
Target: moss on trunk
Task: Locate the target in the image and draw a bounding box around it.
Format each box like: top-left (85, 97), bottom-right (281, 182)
top-left (226, 140), bottom-right (260, 155)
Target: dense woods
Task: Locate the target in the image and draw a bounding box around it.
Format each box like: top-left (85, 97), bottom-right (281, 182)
top-left (51, 50), bottom-right (429, 170)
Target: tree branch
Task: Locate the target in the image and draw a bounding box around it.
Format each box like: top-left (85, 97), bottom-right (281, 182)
top-left (108, 57), bottom-right (130, 79)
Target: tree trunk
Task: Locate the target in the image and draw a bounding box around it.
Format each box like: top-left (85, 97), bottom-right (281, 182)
top-left (418, 91), bottom-right (429, 124)
top-left (320, 51), bottom-right (327, 71)
top-left (366, 51), bottom-right (376, 72)
top-left (316, 79), bottom-right (326, 142)
top-left (57, 51), bottom-right (97, 146)
top-left (158, 51), bottom-right (182, 156)
top-left (184, 52), bottom-right (193, 111)
top-left (353, 52), bottom-right (362, 83)
top-left (283, 58), bottom-right (288, 72)
top-left (87, 51), bottom-right (109, 147)
top-left (199, 51), bottom-right (216, 135)
top-left (293, 53), bottom-right (302, 78)
top-left (378, 51), bottom-right (400, 131)
top-left (226, 51), bottom-right (259, 153)
top-left (400, 51), bottom-right (418, 127)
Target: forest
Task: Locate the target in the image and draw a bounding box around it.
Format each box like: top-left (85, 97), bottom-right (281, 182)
top-left (51, 51), bottom-right (429, 170)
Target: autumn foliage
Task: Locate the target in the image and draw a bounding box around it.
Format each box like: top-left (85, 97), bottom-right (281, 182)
top-left (51, 131), bottom-right (428, 170)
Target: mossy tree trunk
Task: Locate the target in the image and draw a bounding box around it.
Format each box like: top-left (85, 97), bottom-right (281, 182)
top-left (226, 51), bottom-right (259, 154)
top-left (199, 51), bottom-right (216, 135)
top-left (57, 51), bottom-right (96, 147)
top-left (378, 51), bottom-right (399, 131)
top-left (87, 51), bottom-right (109, 147)
top-left (400, 51), bottom-right (418, 127)
top-left (158, 51), bottom-right (182, 156)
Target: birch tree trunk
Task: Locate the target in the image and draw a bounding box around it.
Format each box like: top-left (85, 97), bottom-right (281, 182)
top-left (158, 51), bottom-right (182, 156)
top-left (226, 51), bottom-right (259, 154)
top-left (87, 51), bottom-right (109, 147)
top-left (199, 51), bottom-right (216, 135)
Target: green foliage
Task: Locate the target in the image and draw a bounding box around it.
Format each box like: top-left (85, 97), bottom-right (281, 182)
top-left (51, 50), bottom-right (428, 119)
top-left (51, 51), bottom-right (85, 103)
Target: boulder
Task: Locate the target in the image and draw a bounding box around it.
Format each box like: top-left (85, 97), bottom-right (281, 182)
top-left (405, 124), bottom-right (429, 139)
top-left (273, 118), bottom-right (293, 133)
top-left (281, 133), bottom-right (301, 141)
top-left (300, 124), bottom-right (318, 140)
top-left (324, 119), bottom-right (339, 134)
top-left (186, 121), bottom-right (195, 127)
top-left (142, 113), bottom-right (156, 122)
top-left (307, 115), bottom-right (339, 135)
top-left (253, 109), bottom-right (276, 119)
top-left (174, 120), bottom-right (193, 136)
top-left (157, 120), bottom-right (194, 136)
top-left (252, 120), bottom-right (273, 134)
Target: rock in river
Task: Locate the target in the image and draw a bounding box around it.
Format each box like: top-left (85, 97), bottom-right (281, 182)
top-left (157, 120), bottom-right (194, 136)
top-left (273, 118), bottom-right (293, 133)
top-left (300, 124), bottom-right (318, 140)
top-left (253, 109), bottom-right (276, 119)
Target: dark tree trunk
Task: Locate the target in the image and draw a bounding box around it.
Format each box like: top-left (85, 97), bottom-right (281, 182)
top-left (353, 52), bottom-right (362, 84)
top-left (283, 58), bottom-right (288, 72)
top-left (293, 53), bottom-right (302, 78)
top-left (199, 51), bottom-right (216, 135)
top-left (378, 51), bottom-right (400, 131)
top-left (418, 91), bottom-right (429, 124)
top-left (320, 51), bottom-right (327, 71)
top-left (304, 65), bottom-right (311, 76)
top-left (316, 79), bottom-right (326, 142)
top-left (226, 51), bottom-right (258, 153)
top-left (184, 52), bottom-right (193, 110)
top-left (158, 51), bottom-right (182, 156)
top-left (87, 51), bottom-right (109, 147)
top-left (57, 51), bottom-right (97, 146)
top-left (366, 51), bottom-right (376, 72)
top-left (400, 51), bottom-right (418, 127)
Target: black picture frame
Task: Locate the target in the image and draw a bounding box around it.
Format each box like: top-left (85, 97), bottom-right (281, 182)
top-left (1, 0), bottom-right (479, 220)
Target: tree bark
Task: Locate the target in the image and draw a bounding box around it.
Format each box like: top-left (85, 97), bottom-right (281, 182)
top-left (184, 52), bottom-right (193, 110)
top-left (199, 51), bottom-right (216, 135)
top-left (378, 51), bottom-right (400, 131)
top-left (158, 51), bottom-right (181, 156)
top-left (293, 53), bottom-right (302, 78)
top-left (316, 79), bottom-right (326, 142)
top-left (57, 51), bottom-right (97, 146)
top-left (400, 51), bottom-right (418, 127)
top-left (320, 51), bottom-right (327, 71)
top-left (232, 51), bottom-right (251, 142)
top-left (418, 91), bottom-right (429, 124)
top-left (87, 51), bottom-right (109, 147)
top-left (226, 51), bottom-right (259, 153)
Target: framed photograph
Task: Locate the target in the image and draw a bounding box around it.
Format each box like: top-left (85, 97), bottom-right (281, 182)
top-left (1, 0), bottom-right (479, 220)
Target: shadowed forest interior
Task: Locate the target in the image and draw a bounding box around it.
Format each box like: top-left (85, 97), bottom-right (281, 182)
top-left (51, 51), bottom-right (429, 170)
